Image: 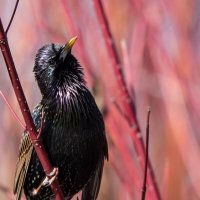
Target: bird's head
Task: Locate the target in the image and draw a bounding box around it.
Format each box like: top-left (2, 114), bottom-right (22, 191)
top-left (34, 37), bottom-right (84, 97)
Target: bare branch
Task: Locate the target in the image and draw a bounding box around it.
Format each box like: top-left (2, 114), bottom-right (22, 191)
top-left (0, 90), bottom-right (26, 129)
top-left (5, 0), bottom-right (20, 34)
top-left (37, 108), bottom-right (44, 139)
top-left (141, 107), bottom-right (151, 200)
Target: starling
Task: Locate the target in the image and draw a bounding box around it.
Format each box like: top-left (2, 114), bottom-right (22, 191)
top-left (13, 37), bottom-right (108, 200)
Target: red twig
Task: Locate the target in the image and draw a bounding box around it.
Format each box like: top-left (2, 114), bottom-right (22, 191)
top-left (93, 1), bottom-right (161, 199)
top-left (37, 108), bottom-right (44, 139)
top-left (0, 19), bottom-right (64, 200)
top-left (141, 107), bottom-right (151, 200)
top-left (0, 90), bottom-right (26, 130)
top-left (5, 0), bottom-right (20, 34)
top-left (92, 0), bottom-right (139, 128)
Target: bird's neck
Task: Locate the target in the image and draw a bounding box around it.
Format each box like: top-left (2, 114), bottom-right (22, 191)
top-left (41, 82), bottom-right (90, 126)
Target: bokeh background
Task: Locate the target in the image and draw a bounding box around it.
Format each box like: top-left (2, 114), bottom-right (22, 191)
top-left (1, 0), bottom-right (200, 200)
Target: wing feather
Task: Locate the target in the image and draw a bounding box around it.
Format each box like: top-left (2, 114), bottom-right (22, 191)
top-left (13, 103), bottom-right (42, 200)
top-left (13, 133), bottom-right (33, 200)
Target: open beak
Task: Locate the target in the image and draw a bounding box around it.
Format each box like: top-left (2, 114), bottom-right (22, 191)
top-left (59, 36), bottom-right (77, 62)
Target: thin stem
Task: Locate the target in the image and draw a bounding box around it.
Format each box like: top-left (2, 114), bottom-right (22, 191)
top-left (141, 107), bottom-right (151, 200)
top-left (5, 0), bottom-right (20, 34)
top-left (93, 0), bottom-right (139, 131)
top-left (37, 108), bottom-right (44, 139)
top-left (0, 90), bottom-right (26, 130)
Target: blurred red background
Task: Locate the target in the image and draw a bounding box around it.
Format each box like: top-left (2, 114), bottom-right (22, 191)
top-left (1, 0), bottom-right (200, 200)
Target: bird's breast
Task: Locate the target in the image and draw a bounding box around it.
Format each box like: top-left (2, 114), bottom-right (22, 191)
top-left (42, 92), bottom-right (102, 168)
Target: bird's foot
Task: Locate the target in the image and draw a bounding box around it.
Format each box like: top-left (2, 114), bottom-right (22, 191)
top-left (32, 167), bottom-right (59, 196)
top-left (43, 167), bottom-right (59, 187)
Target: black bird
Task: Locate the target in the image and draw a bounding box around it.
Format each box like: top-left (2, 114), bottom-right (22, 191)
top-left (13, 37), bottom-right (108, 200)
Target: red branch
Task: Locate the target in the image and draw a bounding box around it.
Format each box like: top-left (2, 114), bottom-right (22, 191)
top-left (141, 107), bottom-right (151, 200)
top-left (93, 1), bottom-right (161, 199)
top-left (0, 19), bottom-right (64, 200)
top-left (37, 108), bottom-right (44, 139)
top-left (5, 0), bottom-right (19, 34)
top-left (0, 90), bottom-right (26, 129)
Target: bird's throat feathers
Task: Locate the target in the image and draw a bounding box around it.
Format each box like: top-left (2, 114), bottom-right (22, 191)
top-left (40, 76), bottom-right (92, 129)
top-left (41, 78), bottom-right (88, 112)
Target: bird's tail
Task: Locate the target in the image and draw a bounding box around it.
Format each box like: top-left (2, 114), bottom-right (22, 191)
top-left (81, 158), bottom-right (104, 200)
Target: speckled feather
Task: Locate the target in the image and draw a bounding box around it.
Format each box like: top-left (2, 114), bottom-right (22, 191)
top-left (13, 43), bottom-right (108, 200)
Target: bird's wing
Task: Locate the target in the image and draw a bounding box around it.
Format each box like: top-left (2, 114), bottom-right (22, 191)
top-left (13, 104), bottom-right (42, 200)
top-left (13, 132), bottom-right (33, 200)
top-left (81, 156), bottom-right (104, 200)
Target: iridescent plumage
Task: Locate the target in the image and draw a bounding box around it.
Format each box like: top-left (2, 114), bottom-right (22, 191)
top-left (13, 39), bottom-right (108, 200)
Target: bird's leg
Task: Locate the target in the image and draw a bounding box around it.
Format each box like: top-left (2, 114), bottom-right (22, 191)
top-left (32, 167), bottom-right (59, 196)
top-left (37, 108), bottom-right (44, 139)
top-left (43, 167), bottom-right (59, 187)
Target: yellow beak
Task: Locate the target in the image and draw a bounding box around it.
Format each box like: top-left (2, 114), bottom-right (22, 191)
top-left (59, 36), bottom-right (77, 62)
top-left (63, 36), bottom-right (77, 53)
